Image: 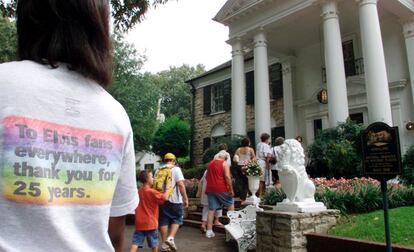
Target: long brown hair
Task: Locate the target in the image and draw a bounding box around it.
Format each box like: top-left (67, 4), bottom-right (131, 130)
top-left (16, 0), bottom-right (113, 88)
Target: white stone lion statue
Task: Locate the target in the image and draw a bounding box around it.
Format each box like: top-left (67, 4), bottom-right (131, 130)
top-left (275, 139), bottom-right (326, 212)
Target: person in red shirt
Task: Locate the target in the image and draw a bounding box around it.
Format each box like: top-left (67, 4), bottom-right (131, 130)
top-left (205, 153), bottom-right (235, 238)
top-left (130, 170), bottom-right (172, 252)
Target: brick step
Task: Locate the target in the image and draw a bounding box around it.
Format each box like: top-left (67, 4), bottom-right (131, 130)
top-left (186, 212), bottom-right (230, 225)
top-left (183, 219), bottom-right (226, 234)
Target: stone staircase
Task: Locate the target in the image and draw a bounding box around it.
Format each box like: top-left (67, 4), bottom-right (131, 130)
top-left (183, 199), bottom-right (243, 234)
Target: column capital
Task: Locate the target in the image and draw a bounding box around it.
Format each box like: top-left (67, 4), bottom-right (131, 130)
top-left (229, 38), bottom-right (244, 57)
top-left (280, 56), bottom-right (296, 75)
top-left (253, 29), bottom-right (267, 48)
top-left (321, 1), bottom-right (339, 21)
top-left (356, 0), bottom-right (378, 7)
top-left (403, 19), bottom-right (414, 39)
top-left (227, 36), bottom-right (244, 46)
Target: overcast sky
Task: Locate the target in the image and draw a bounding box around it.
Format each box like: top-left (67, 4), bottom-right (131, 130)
top-left (126, 0), bottom-right (230, 73)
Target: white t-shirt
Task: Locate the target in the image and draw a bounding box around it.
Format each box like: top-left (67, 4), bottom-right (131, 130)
top-left (256, 142), bottom-right (271, 161)
top-left (271, 146), bottom-right (282, 170)
top-left (0, 61), bottom-right (139, 252)
top-left (169, 166), bottom-right (185, 204)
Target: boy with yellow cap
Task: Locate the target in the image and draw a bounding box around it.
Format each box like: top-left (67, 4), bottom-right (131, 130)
top-left (156, 153), bottom-right (188, 252)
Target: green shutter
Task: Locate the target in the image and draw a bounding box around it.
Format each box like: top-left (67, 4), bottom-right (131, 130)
top-left (203, 86), bottom-right (211, 115)
top-left (223, 79), bottom-right (231, 111)
top-left (203, 137), bottom-right (211, 151)
top-left (269, 63), bottom-right (283, 99)
top-left (247, 131), bottom-right (256, 149)
top-left (246, 71), bottom-right (254, 105)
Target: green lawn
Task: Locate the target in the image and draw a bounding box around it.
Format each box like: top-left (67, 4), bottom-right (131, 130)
top-left (328, 206), bottom-right (414, 247)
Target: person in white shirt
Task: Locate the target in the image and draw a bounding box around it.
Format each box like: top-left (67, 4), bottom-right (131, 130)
top-left (157, 153), bottom-right (189, 252)
top-left (256, 133), bottom-right (272, 196)
top-left (270, 137), bottom-right (285, 189)
top-left (0, 1), bottom-right (138, 251)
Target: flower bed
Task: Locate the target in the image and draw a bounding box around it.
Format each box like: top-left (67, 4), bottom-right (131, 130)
top-left (262, 177), bottom-right (414, 214)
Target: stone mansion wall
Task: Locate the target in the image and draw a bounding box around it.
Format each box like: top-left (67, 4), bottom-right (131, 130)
top-left (191, 86), bottom-right (284, 166)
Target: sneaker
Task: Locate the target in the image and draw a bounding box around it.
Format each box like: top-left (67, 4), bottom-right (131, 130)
top-left (205, 230), bottom-right (215, 238)
top-left (165, 238), bottom-right (177, 252)
top-left (160, 242), bottom-right (171, 252)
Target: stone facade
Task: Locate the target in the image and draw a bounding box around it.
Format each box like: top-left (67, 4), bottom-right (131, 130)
top-left (256, 210), bottom-right (340, 252)
top-left (192, 86), bottom-right (285, 166)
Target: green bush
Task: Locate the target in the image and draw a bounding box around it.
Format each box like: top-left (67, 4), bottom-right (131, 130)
top-left (402, 146), bottom-right (414, 185)
top-left (262, 188), bottom-right (286, 205)
top-left (308, 120), bottom-right (365, 178)
top-left (177, 156), bottom-right (191, 169)
top-left (202, 134), bottom-right (245, 164)
top-left (183, 165), bottom-right (206, 179)
top-left (152, 116), bottom-right (191, 158)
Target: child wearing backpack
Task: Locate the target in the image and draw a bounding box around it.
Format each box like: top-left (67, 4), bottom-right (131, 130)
top-left (155, 153), bottom-right (189, 252)
top-left (130, 170), bottom-right (172, 252)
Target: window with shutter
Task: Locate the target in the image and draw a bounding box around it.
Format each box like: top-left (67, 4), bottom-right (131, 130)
top-left (211, 84), bottom-right (224, 113)
top-left (246, 71), bottom-right (254, 105)
top-left (223, 79), bottom-right (231, 111)
top-left (269, 63), bottom-right (283, 100)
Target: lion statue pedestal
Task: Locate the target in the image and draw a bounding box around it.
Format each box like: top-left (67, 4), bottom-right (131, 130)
top-left (274, 139), bottom-right (327, 213)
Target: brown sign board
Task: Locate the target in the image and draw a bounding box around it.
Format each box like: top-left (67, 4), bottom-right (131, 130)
top-left (361, 122), bottom-right (402, 178)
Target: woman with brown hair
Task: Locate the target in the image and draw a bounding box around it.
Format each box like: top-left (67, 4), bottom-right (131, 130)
top-left (234, 137), bottom-right (256, 204)
top-left (0, 1), bottom-right (138, 251)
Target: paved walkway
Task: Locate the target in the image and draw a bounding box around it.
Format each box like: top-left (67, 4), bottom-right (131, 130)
top-left (123, 225), bottom-right (238, 252)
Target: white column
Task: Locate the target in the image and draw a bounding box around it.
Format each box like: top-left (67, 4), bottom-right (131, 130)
top-left (403, 19), bottom-right (414, 109)
top-left (231, 40), bottom-right (247, 136)
top-left (358, 0), bottom-right (393, 125)
top-left (321, 0), bottom-right (349, 127)
top-left (253, 30), bottom-right (272, 142)
top-left (281, 57), bottom-right (296, 138)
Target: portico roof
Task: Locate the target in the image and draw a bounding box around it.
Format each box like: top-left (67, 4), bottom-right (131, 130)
top-left (214, 0), bottom-right (414, 55)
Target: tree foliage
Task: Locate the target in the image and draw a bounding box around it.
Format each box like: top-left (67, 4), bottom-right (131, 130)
top-left (111, 0), bottom-right (171, 32)
top-left (0, 16), bottom-right (16, 63)
top-left (308, 120), bottom-right (366, 178)
top-left (154, 64), bottom-right (205, 123)
top-left (0, 0), bottom-right (16, 18)
top-left (109, 33), bottom-right (160, 152)
top-left (152, 116), bottom-right (191, 158)
top-left (0, 0), bottom-right (171, 32)
top-left (402, 146), bottom-right (414, 185)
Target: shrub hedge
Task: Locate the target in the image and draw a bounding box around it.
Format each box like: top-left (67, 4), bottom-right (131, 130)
top-left (183, 165), bottom-right (206, 180)
top-left (308, 120), bottom-right (365, 179)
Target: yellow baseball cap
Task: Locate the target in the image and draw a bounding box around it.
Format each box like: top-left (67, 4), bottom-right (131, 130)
top-left (164, 153), bottom-right (176, 160)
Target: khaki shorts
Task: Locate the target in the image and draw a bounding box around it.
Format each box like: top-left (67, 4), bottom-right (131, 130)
top-left (258, 159), bottom-right (266, 182)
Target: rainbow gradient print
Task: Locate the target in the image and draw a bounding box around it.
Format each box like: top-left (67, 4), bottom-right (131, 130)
top-left (2, 116), bottom-right (124, 205)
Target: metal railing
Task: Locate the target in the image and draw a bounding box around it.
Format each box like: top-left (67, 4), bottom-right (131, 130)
top-left (322, 58), bottom-right (364, 83)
